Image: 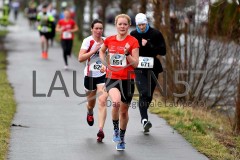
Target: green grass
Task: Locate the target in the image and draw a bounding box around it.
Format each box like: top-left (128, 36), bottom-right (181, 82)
top-left (72, 36), bottom-right (82, 57)
top-left (149, 99), bottom-right (240, 160)
top-left (0, 31), bottom-right (16, 160)
top-left (0, 30), bottom-right (80, 160)
top-left (0, 30), bottom-right (8, 37)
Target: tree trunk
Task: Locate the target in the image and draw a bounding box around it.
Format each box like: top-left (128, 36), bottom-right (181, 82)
top-left (98, 0), bottom-right (109, 35)
top-left (55, 0), bottom-right (61, 14)
top-left (235, 82), bottom-right (240, 134)
top-left (153, 0), bottom-right (162, 30)
top-left (88, 0), bottom-right (94, 35)
top-left (89, 0), bottom-right (94, 23)
top-left (140, 0), bottom-right (147, 13)
top-left (74, 0), bottom-right (86, 41)
top-left (120, 0), bottom-right (132, 14)
top-left (162, 0), bottom-right (176, 99)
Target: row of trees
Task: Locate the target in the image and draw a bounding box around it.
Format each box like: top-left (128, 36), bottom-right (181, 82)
top-left (74, 0), bottom-right (138, 39)
top-left (147, 0), bottom-right (240, 134)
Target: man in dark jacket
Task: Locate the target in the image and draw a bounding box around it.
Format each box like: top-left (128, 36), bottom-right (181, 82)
top-left (130, 13), bottom-right (166, 133)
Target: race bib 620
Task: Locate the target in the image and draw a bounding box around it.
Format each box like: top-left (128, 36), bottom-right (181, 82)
top-left (89, 60), bottom-right (102, 71)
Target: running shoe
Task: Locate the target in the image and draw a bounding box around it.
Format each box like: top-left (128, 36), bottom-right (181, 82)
top-left (44, 52), bottom-right (48, 59)
top-left (97, 130), bottom-right (105, 142)
top-left (64, 65), bottom-right (68, 70)
top-left (42, 52), bottom-right (48, 59)
top-left (116, 141), bottom-right (125, 151)
top-left (87, 113), bottom-right (94, 126)
top-left (143, 121), bottom-right (152, 133)
top-left (112, 129), bottom-right (121, 142)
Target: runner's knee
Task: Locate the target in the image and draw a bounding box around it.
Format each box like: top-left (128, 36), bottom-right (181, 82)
top-left (98, 96), bottom-right (106, 107)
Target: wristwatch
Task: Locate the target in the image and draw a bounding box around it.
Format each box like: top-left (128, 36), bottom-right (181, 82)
top-left (125, 52), bottom-right (130, 56)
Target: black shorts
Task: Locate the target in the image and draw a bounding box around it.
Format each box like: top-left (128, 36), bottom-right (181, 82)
top-left (39, 32), bottom-right (51, 39)
top-left (105, 78), bottom-right (135, 104)
top-left (29, 17), bottom-right (37, 21)
top-left (84, 75), bottom-right (106, 91)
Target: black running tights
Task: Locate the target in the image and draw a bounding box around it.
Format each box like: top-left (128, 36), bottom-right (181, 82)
top-left (61, 39), bottom-right (73, 65)
top-left (135, 70), bottom-right (159, 122)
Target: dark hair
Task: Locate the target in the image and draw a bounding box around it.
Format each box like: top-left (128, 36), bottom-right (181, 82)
top-left (63, 9), bottom-right (71, 13)
top-left (42, 3), bottom-right (49, 9)
top-left (91, 19), bottom-right (103, 29)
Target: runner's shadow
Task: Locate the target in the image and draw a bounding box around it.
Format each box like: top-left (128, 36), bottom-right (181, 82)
top-left (84, 137), bottom-right (108, 150)
top-left (40, 58), bottom-right (53, 62)
top-left (129, 133), bottom-right (161, 146)
top-left (113, 152), bottom-right (132, 160)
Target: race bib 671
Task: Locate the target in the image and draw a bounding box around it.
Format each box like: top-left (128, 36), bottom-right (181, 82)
top-left (137, 56), bottom-right (154, 68)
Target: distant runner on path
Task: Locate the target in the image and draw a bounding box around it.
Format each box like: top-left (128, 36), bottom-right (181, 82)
top-left (37, 3), bottom-right (55, 59)
top-left (56, 9), bottom-right (78, 69)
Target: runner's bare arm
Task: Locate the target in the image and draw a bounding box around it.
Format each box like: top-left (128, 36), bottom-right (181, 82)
top-left (78, 43), bottom-right (102, 62)
top-left (99, 44), bottom-right (108, 72)
top-left (125, 47), bottom-right (139, 68)
top-left (55, 24), bottom-right (62, 32)
top-left (69, 24), bottom-right (78, 33)
top-left (99, 44), bottom-right (107, 66)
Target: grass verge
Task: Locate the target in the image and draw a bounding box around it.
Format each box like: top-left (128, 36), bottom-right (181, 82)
top-left (149, 98), bottom-right (240, 160)
top-left (0, 30), bottom-right (16, 160)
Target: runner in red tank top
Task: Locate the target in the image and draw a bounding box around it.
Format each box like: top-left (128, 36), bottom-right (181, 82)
top-left (99, 14), bottom-right (139, 151)
top-left (56, 9), bottom-right (78, 69)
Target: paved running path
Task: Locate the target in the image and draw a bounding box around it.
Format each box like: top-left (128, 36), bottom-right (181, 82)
top-left (6, 14), bottom-right (208, 160)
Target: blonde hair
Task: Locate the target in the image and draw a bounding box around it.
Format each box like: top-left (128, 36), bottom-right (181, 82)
top-left (115, 14), bottom-right (131, 25)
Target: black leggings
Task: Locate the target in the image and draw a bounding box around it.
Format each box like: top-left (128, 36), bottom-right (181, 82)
top-left (61, 40), bottom-right (73, 65)
top-left (135, 70), bottom-right (159, 122)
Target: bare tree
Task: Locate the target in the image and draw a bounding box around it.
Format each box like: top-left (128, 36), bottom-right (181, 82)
top-left (139, 0), bottom-right (147, 13)
top-left (152, 0), bottom-right (162, 30)
top-left (150, 0), bottom-right (178, 99)
top-left (85, 0), bottom-right (95, 35)
top-left (149, 0), bottom-right (240, 112)
top-left (89, 0), bottom-right (94, 23)
top-left (120, 0), bottom-right (133, 13)
top-left (55, 0), bottom-right (61, 13)
top-left (234, 0), bottom-right (240, 136)
top-left (235, 81), bottom-right (240, 134)
top-left (97, 0), bottom-right (109, 30)
top-left (74, 0), bottom-right (86, 40)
